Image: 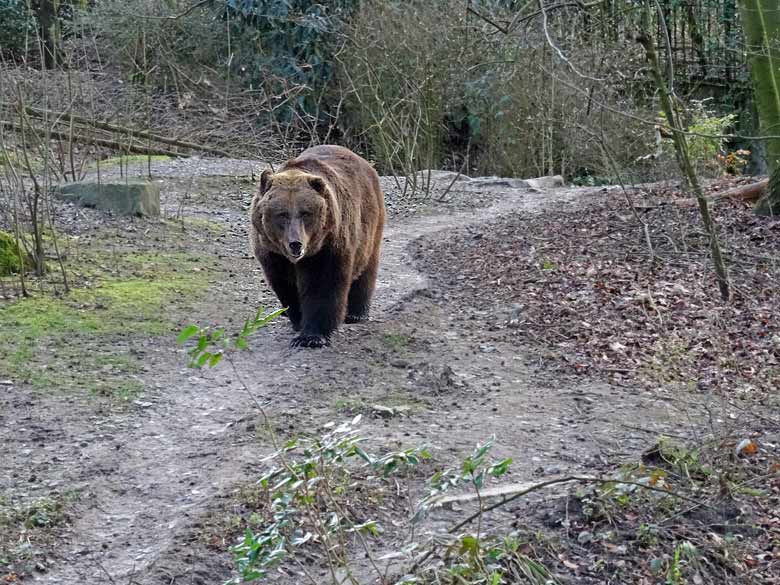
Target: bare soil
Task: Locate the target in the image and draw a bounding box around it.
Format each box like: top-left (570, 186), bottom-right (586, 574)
top-left (1, 161), bottom-right (777, 584)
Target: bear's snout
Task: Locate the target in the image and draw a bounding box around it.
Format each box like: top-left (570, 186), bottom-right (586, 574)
top-left (288, 241), bottom-right (304, 258)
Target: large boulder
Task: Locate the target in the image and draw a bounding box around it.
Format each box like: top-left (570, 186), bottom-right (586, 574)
top-left (524, 175), bottom-right (565, 190)
top-left (465, 174), bottom-right (565, 191)
top-left (415, 170), bottom-right (472, 184)
top-left (55, 181), bottom-right (161, 217)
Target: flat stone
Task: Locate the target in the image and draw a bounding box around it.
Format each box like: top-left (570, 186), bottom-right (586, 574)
top-left (55, 181), bottom-right (161, 217)
top-left (415, 170), bottom-right (472, 184)
top-left (466, 176), bottom-right (531, 190)
top-left (525, 175), bottom-right (565, 190)
top-left (464, 174), bottom-right (565, 192)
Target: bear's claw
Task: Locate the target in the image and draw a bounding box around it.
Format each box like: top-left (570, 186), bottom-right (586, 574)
top-left (345, 314), bottom-right (368, 324)
top-left (290, 334), bottom-right (329, 349)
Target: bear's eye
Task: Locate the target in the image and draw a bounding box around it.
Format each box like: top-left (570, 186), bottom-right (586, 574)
top-left (276, 211), bottom-right (290, 220)
top-left (299, 210), bottom-right (312, 219)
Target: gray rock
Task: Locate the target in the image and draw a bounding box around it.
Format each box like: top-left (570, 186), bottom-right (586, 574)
top-left (525, 175), bottom-right (565, 190)
top-left (466, 176), bottom-right (531, 190)
top-left (55, 181), bottom-right (161, 217)
top-left (463, 174), bottom-right (565, 192)
top-left (415, 170), bottom-right (472, 184)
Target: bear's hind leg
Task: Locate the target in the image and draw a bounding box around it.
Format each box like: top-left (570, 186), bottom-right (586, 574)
top-left (346, 257), bottom-right (378, 324)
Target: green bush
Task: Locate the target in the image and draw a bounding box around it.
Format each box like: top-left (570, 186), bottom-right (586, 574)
top-left (82, 0), bottom-right (226, 85)
top-left (0, 0), bottom-right (36, 56)
top-left (225, 0), bottom-right (358, 122)
top-left (338, 0), bottom-right (654, 181)
top-left (338, 0), bottom-right (507, 177)
top-left (660, 100), bottom-right (737, 176)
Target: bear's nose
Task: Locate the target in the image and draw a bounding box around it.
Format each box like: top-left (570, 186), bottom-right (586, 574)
top-left (288, 241), bottom-right (303, 257)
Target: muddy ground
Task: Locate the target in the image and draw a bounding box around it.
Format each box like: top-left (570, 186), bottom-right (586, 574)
top-left (1, 159), bottom-right (777, 584)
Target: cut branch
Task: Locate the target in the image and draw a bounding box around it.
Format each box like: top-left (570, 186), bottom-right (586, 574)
top-left (1, 103), bottom-right (233, 158)
top-left (0, 120), bottom-right (185, 158)
top-left (714, 178), bottom-right (768, 202)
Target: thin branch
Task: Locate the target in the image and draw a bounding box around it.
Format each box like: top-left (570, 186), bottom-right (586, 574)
top-left (413, 473), bottom-right (714, 571)
top-left (536, 62), bottom-right (780, 142)
top-left (138, 0), bottom-right (214, 20)
top-left (466, 3), bottom-right (509, 34)
top-left (537, 0), bottom-right (606, 82)
top-left (449, 475), bottom-right (714, 535)
top-left (1, 103), bottom-right (233, 157)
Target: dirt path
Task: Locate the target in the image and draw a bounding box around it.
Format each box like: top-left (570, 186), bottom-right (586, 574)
top-left (7, 165), bottom-right (698, 585)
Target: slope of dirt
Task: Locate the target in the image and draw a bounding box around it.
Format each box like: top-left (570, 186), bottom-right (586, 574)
top-left (0, 162), bottom-right (737, 584)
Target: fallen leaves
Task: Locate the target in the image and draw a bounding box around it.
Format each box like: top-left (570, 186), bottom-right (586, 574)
top-left (414, 182), bottom-right (780, 397)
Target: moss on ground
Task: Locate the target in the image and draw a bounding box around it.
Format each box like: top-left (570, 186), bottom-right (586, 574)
top-left (0, 230), bottom-right (32, 276)
top-left (90, 154), bottom-right (172, 169)
top-left (163, 217), bottom-right (226, 235)
top-left (0, 251), bottom-right (211, 400)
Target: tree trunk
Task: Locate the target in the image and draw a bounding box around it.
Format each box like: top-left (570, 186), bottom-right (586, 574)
top-left (638, 3), bottom-right (731, 301)
top-left (739, 0), bottom-right (780, 215)
top-left (757, 163), bottom-right (780, 215)
top-left (34, 0), bottom-right (60, 69)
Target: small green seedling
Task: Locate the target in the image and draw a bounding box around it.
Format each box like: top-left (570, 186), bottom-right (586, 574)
top-left (177, 306), bottom-right (286, 368)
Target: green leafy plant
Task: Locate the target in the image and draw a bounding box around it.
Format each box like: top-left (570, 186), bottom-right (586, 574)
top-left (659, 100), bottom-right (736, 175)
top-left (228, 415), bottom-right (430, 583)
top-left (225, 0), bottom-right (358, 122)
top-left (177, 316), bottom-right (555, 585)
top-left (177, 306), bottom-right (285, 368)
top-left (0, 0), bottom-right (36, 57)
top-left (413, 437), bottom-right (514, 584)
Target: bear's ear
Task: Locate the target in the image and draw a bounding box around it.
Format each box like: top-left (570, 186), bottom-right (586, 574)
top-left (259, 169), bottom-right (273, 195)
top-left (308, 176), bottom-right (327, 195)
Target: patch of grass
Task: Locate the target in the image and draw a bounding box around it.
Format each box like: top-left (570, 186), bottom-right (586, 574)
top-left (382, 391), bottom-right (429, 412)
top-left (163, 216), bottom-right (226, 235)
top-left (0, 491), bottom-right (78, 578)
top-left (0, 148), bottom-right (44, 173)
top-left (90, 154), bottom-right (172, 169)
top-left (0, 251), bottom-right (211, 399)
top-left (382, 332), bottom-right (412, 351)
top-left (334, 396), bottom-right (366, 413)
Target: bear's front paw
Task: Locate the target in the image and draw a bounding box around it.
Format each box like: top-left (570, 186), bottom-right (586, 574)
top-left (290, 334), bottom-right (329, 349)
top-left (345, 314), bottom-right (368, 324)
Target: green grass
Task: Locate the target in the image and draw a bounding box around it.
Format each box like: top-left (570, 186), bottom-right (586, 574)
top-left (0, 491), bottom-right (78, 577)
top-left (0, 251), bottom-right (211, 400)
top-left (382, 332), bottom-right (412, 351)
top-left (90, 154), bottom-right (172, 169)
top-left (163, 217), bottom-right (226, 235)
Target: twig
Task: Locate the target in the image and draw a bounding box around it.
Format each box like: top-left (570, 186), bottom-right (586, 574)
top-left (1, 103), bottom-right (233, 157)
top-left (137, 0), bottom-right (214, 20)
top-left (534, 62), bottom-right (780, 142)
top-left (451, 475), bottom-right (714, 534)
top-left (412, 474), bottom-right (714, 571)
top-left (537, 0), bottom-right (606, 82)
top-left (0, 120), bottom-right (184, 158)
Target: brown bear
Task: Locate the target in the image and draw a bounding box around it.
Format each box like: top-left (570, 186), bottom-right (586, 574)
top-left (249, 145), bottom-right (386, 348)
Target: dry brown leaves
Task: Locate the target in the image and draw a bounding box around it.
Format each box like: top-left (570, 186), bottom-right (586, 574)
top-left (414, 180), bottom-right (780, 398)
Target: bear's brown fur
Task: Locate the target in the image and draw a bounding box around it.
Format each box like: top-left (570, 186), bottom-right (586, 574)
top-left (249, 145), bottom-right (386, 348)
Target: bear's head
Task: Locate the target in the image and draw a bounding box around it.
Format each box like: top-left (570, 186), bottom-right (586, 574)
top-left (252, 168), bottom-right (335, 263)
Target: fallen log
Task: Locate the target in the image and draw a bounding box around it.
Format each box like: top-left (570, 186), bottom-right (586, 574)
top-left (1, 102), bottom-right (233, 158)
top-left (713, 177), bottom-right (768, 202)
top-left (673, 177), bottom-right (769, 207)
top-left (1, 119), bottom-right (184, 158)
